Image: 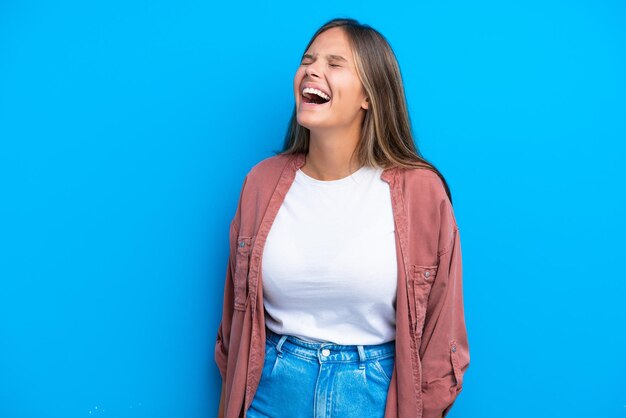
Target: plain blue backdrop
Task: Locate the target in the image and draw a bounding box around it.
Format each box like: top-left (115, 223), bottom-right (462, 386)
top-left (1, 0), bottom-right (624, 417)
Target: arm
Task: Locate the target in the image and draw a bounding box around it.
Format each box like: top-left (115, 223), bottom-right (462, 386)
top-left (215, 176), bottom-right (247, 416)
top-left (419, 204), bottom-right (470, 418)
top-left (218, 381), bottom-right (226, 418)
top-left (215, 220), bottom-right (237, 381)
top-left (214, 220), bottom-right (238, 413)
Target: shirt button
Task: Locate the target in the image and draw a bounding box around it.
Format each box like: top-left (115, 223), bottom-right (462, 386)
top-left (424, 271), bottom-right (430, 278)
top-left (452, 345), bottom-right (457, 353)
top-left (321, 349), bottom-right (330, 357)
top-left (239, 241), bottom-right (245, 247)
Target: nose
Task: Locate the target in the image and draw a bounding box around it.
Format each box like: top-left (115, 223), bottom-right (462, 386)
top-left (304, 62), bottom-right (321, 78)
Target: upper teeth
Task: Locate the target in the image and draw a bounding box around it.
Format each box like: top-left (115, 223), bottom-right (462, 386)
top-left (302, 87), bottom-right (330, 101)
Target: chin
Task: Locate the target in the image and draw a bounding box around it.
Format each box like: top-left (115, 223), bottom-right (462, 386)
top-left (296, 115), bottom-right (314, 129)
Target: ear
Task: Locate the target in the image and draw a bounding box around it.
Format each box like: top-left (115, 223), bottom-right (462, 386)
top-left (361, 96), bottom-right (369, 110)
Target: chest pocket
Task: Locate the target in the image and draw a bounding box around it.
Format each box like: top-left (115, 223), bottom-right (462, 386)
top-left (408, 264), bottom-right (438, 338)
top-left (234, 235), bottom-right (254, 311)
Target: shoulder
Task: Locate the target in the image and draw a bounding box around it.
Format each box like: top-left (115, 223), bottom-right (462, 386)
top-left (246, 153), bottom-right (294, 183)
top-left (397, 166), bottom-right (458, 235)
top-left (399, 166), bottom-right (449, 204)
top-left (231, 153), bottom-right (294, 231)
top-left (235, 153), bottom-right (295, 204)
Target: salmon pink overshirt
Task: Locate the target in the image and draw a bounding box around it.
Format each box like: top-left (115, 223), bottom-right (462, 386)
top-left (215, 152), bottom-right (470, 418)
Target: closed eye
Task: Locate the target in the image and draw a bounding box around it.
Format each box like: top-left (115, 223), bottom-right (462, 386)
top-left (300, 61), bottom-right (341, 67)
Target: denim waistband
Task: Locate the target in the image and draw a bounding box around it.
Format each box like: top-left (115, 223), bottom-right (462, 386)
top-left (265, 326), bottom-right (395, 363)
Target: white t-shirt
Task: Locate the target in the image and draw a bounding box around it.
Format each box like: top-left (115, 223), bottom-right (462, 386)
top-left (261, 164), bottom-right (397, 345)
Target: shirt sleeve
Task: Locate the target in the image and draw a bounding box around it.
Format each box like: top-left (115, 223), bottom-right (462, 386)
top-left (215, 175), bottom-right (248, 382)
top-left (214, 219), bottom-right (238, 381)
top-left (419, 200), bottom-right (470, 418)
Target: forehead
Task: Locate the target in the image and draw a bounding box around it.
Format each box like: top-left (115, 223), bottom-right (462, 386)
top-left (305, 27), bottom-right (352, 60)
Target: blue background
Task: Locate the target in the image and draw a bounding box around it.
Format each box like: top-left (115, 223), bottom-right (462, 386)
top-left (1, 1), bottom-right (624, 417)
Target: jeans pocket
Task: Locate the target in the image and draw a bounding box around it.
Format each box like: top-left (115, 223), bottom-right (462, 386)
top-left (262, 339), bottom-right (282, 377)
top-left (371, 355), bottom-right (395, 384)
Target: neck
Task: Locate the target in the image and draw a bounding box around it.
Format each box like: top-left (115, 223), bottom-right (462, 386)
top-left (303, 124), bottom-right (363, 181)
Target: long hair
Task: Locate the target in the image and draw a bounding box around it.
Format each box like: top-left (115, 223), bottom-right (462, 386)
top-left (274, 17), bottom-right (453, 204)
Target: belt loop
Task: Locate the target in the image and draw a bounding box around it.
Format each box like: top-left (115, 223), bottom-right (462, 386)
top-left (276, 335), bottom-right (288, 358)
top-left (357, 345), bottom-right (366, 370)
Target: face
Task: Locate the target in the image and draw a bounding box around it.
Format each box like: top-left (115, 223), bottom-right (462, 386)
top-left (293, 27), bottom-right (369, 132)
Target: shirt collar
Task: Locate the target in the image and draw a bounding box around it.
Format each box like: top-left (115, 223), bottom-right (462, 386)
top-left (291, 152), bottom-right (397, 184)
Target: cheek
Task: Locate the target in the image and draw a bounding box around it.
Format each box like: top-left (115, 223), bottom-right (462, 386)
top-left (293, 70), bottom-right (305, 94)
top-left (294, 68), bottom-right (305, 83)
top-left (345, 82), bottom-right (365, 105)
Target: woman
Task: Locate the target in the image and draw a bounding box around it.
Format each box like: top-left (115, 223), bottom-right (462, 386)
top-left (216, 18), bottom-right (469, 418)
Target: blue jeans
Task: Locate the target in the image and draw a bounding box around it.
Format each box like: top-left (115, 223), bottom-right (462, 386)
top-left (246, 326), bottom-right (395, 417)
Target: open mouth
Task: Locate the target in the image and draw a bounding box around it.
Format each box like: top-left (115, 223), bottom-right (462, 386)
top-left (302, 87), bottom-right (331, 105)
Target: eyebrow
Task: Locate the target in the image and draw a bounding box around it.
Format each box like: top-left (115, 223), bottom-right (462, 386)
top-left (301, 53), bottom-right (348, 62)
